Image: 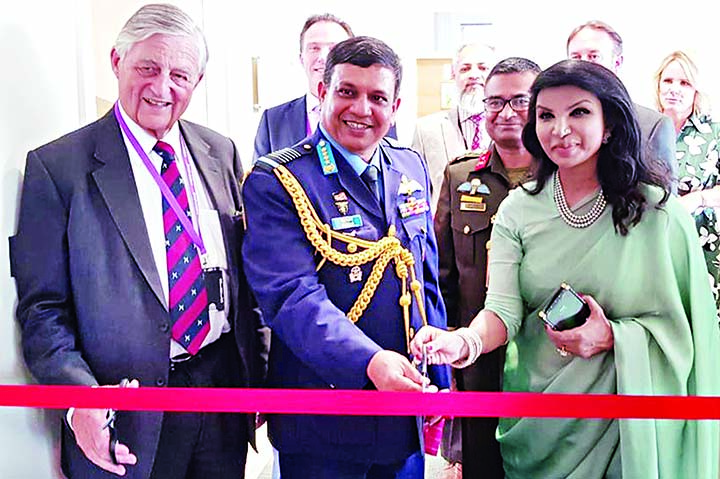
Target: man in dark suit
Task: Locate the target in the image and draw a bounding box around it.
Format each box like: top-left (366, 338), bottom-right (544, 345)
top-left (243, 36), bottom-right (450, 479)
top-left (566, 20), bottom-right (678, 189)
top-left (252, 13), bottom-right (354, 161)
top-left (9, 5), bottom-right (264, 479)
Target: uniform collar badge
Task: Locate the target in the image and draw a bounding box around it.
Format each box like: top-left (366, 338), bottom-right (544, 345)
top-left (473, 149), bottom-right (492, 171)
top-left (317, 139), bottom-right (338, 175)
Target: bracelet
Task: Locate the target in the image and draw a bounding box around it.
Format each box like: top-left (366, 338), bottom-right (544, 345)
top-left (450, 327), bottom-right (484, 369)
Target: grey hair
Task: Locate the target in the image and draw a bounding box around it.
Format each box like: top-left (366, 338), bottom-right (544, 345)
top-left (113, 3), bottom-right (208, 75)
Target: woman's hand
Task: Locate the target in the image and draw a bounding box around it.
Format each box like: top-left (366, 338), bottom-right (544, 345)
top-left (410, 326), bottom-right (468, 365)
top-left (544, 294), bottom-right (614, 359)
top-left (679, 186), bottom-right (720, 212)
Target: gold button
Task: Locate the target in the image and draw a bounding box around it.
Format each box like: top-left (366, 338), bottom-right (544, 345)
top-left (347, 244), bottom-right (357, 253)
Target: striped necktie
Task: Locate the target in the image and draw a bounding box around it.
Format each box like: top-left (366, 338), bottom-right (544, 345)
top-left (155, 141), bottom-right (209, 355)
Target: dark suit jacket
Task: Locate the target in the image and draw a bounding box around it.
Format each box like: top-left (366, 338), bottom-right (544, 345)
top-left (636, 103), bottom-right (678, 188)
top-left (253, 95), bottom-right (398, 161)
top-left (243, 130), bottom-right (449, 464)
top-left (9, 111), bottom-right (265, 479)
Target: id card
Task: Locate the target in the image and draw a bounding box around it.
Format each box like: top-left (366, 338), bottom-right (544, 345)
top-left (204, 267), bottom-right (224, 311)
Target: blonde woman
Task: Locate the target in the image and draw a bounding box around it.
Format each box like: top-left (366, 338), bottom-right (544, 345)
top-left (655, 50), bottom-right (720, 309)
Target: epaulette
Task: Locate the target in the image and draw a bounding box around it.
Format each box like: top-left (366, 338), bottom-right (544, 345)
top-left (450, 151), bottom-right (482, 165)
top-left (254, 146), bottom-right (304, 172)
top-left (450, 149), bottom-right (492, 171)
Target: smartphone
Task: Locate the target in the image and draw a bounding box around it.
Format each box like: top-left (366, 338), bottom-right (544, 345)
top-left (538, 282), bottom-right (590, 331)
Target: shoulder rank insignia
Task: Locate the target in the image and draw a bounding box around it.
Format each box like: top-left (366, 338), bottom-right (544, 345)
top-left (474, 149), bottom-right (492, 171)
top-left (397, 175), bottom-right (424, 196)
top-left (457, 178), bottom-right (490, 196)
top-left (316, 139), bottom-right (338, 175)
top-left (255, 147), bottom-right (303, 172)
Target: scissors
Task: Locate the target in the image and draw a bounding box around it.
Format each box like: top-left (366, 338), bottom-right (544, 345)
top-left (102, 378), bottom-right (130, 464)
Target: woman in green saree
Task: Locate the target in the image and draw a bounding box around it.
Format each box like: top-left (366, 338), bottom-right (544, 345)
top-left (412, 60), bottom-right (720, 478)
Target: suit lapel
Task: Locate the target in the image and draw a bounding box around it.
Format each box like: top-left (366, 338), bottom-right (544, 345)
top-left (91, 112), bottom-right (166, 308)
top-left (288, 96), bottom-right (309, 146)
top-left (444, 107), bottom-right (467, 154)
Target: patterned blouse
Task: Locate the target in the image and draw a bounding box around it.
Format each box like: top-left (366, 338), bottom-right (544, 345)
top-left (676, 114), bottom-right (720, 309)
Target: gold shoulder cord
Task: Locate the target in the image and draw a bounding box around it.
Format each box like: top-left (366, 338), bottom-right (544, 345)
top-left (273, 164), bottom-right (427, 352)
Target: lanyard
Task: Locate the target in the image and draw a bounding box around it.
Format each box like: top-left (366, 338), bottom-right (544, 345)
top-left (113, 103), bottom-right (206, 256)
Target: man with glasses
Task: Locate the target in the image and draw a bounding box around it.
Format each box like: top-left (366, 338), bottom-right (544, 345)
top-left (412, 43), bottom-right (496, 210)
top-left (434, 57), bottom-right (541, 479)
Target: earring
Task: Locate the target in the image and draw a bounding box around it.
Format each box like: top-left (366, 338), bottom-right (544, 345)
top-left (602, 132), bottom-right (611, 144)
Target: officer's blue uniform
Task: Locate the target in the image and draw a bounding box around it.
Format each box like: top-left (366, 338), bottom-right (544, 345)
top-left (242, 128), bottom-right (450, 474)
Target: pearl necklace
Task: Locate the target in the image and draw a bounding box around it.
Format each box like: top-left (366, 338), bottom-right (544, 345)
top-left (553, 171), bottom-right (607, 228)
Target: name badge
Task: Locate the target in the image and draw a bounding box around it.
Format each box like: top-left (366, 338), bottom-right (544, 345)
top-left (331, 214), bottom-right (363, 230)
top-left (460, 202), bottom-right (487, 212)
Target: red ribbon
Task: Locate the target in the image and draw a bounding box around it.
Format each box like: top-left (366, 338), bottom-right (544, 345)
top-left (1, 385), bottom-right (719, 419)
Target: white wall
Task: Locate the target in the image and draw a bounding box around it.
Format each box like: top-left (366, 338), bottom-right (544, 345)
top-left (0, 1), bottom-right (93, 477)
top-left (3, 1), bottom-right (719, 477)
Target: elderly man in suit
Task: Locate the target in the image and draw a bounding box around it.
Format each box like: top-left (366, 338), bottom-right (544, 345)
top-left (9, 4), bottom-right (264, 479)
top-left (412, 43), bottom-right (496, 210)
top-left (243, 36), bottom-right (450, 479)
top-left (567, 20), bottom-right (677, 188)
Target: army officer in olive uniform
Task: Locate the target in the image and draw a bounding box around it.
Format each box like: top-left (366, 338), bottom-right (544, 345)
top-left (435, 57), bottom-right (540, 479)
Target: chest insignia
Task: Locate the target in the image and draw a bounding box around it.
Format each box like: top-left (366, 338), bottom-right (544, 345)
top-left (398, 196), bottom-right (430, 218)
top-left (332, 191), bottom-right (350, 215)
top-left (397, 175), bottom-right (424, 196)
top-left (457, 177), bottom-right (491, 196)
top-left (349, 265), bottom-right (363, 283)
top-left (331, 214), bottom-right (363, 230)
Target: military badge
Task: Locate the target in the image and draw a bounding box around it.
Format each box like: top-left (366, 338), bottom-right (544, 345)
top-left (349, 265), bottom-right (362, 283)
top-left (457, 177), bottom-right (491, 196)
top-left (331, 214), bottom-right (363, 230)
top-left (332, 191), bottom-right (349, 215)
top-left (397, 175), bottom-right (424, 196)
top-left (316, 139), bottom-right (338, 175)
top-left (398, 196), bottom-right (430, 218)
top-left (473, 149), bottom-right (492, 170)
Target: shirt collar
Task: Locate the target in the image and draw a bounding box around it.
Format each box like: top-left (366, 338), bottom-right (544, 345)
top-left (117, 102), bottom-right (182, 159)
top-left (318, 123), bottom-right (381, 176)
top-left (306, 93), bottom-right (320, 115)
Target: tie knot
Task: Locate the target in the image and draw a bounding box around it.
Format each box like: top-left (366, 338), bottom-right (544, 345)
top-left (468, 113), bottom-right (484, 124)
top-left (362, 164), bottom-right (378, 183)
top-left (154, 141), bottom-right (176, 163)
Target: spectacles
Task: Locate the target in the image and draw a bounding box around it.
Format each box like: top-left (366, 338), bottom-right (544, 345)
top-left (483, 95), bottom-right (531, 113)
